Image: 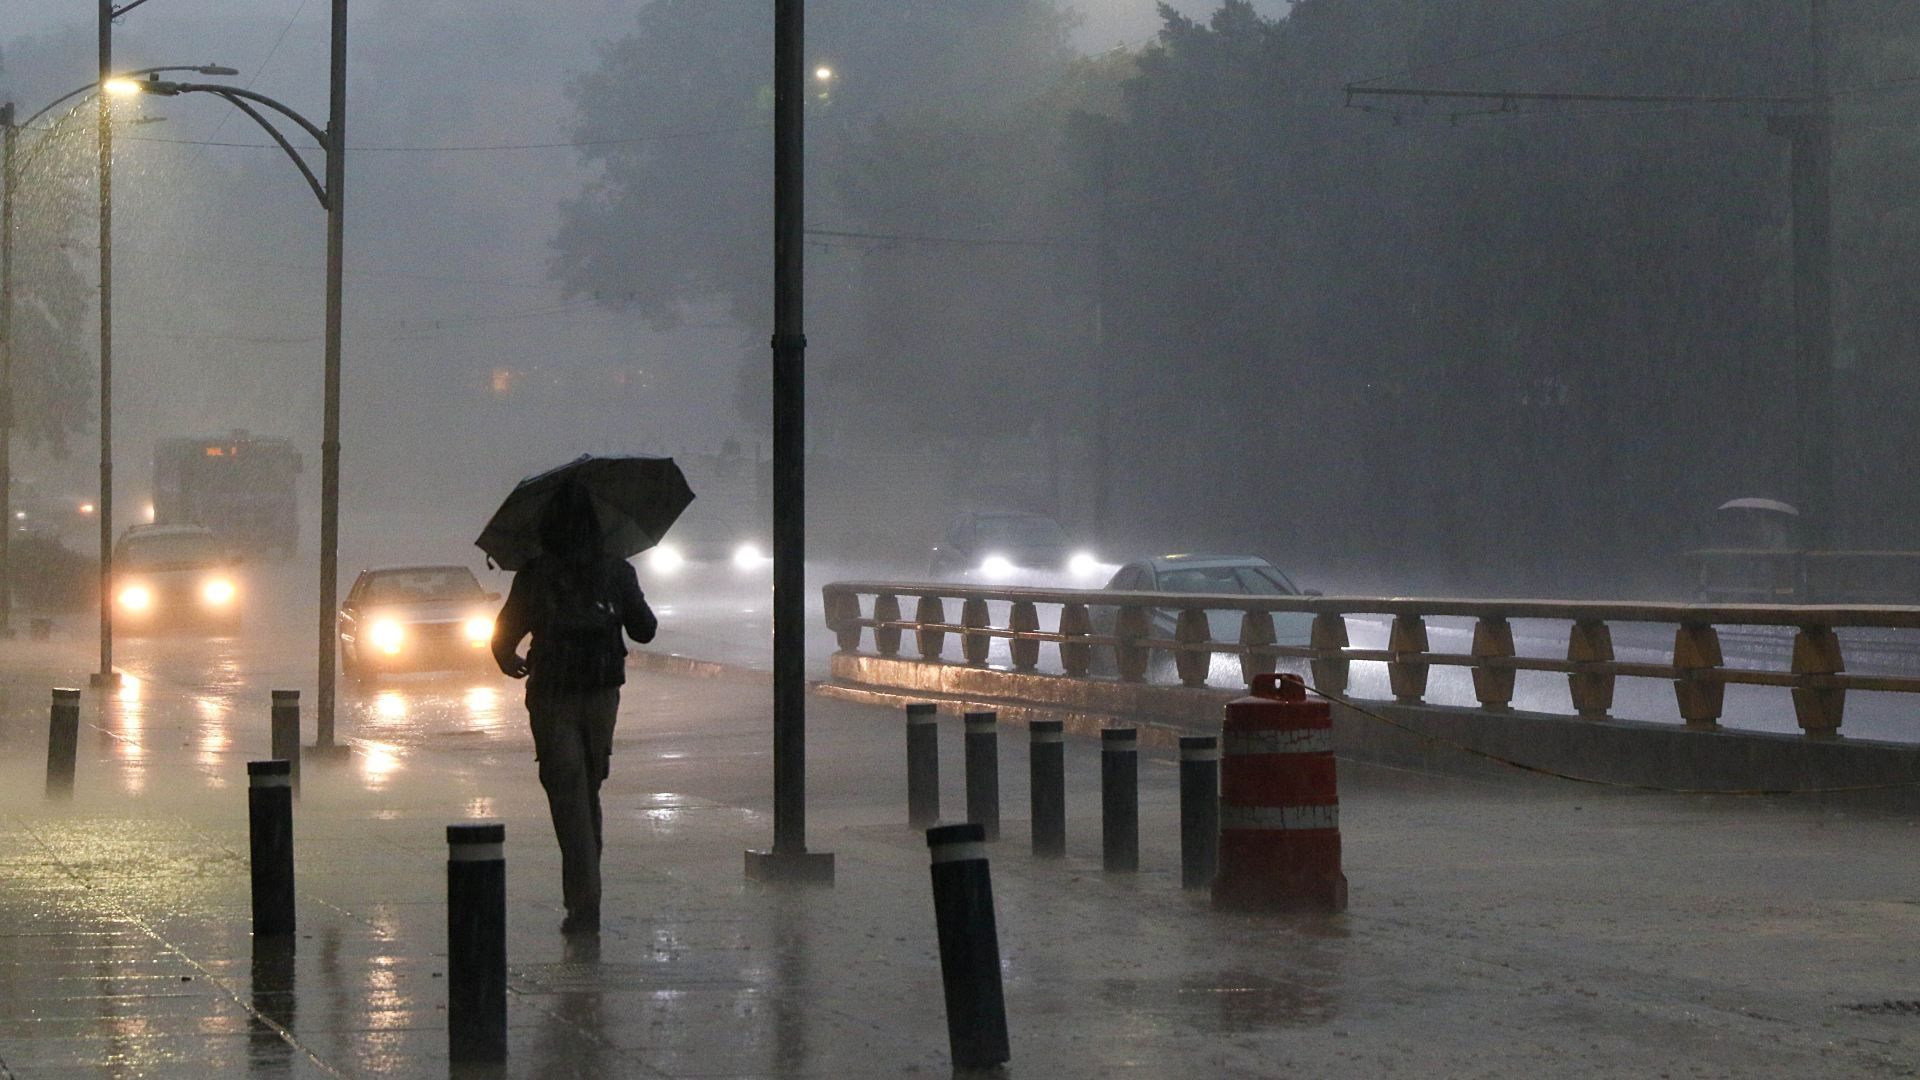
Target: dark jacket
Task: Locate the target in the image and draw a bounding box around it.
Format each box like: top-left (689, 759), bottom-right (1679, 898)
top-left (492, 555), bottom-right (657, 694)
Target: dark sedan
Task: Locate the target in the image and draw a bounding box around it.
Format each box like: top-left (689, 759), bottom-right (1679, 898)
top-left (338, 565), bottom-right (501, 678)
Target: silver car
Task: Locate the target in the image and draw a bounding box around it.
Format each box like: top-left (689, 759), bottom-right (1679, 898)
top-left (1093, 554), bottom-right (1315, 677)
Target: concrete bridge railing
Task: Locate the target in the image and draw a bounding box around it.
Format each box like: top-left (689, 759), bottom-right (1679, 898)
top-left (821, 581), bottom-right (1920, 740)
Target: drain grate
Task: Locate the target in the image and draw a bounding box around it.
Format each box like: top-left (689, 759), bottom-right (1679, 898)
top-left (1844, 1000), bottom-right (1920, 1016)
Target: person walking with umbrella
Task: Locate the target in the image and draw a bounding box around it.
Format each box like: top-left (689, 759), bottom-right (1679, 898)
top-left (481, 456), bottom-right (692, 934)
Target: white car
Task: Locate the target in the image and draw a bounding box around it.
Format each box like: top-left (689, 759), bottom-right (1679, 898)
top-left (112, 524), bottom-right (244, 635)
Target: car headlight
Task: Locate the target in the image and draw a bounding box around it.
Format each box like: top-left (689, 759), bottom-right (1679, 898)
top-left (464, 616), bottom-right (494, 646)
top-left (733, 543), bottom-right (766, 571)
top-left (978, 554), bottom-right (1016, 581)
top-left (1068, 551), bottom-right (1102, 579)
top-left (647, 543), bottom-right (684, 574)
top-left (369, 618), bottom-right (405, 654)
top-left (118, 584), bottom-right (153, 612)
top-left (201, 577), bottom-right (237, 606)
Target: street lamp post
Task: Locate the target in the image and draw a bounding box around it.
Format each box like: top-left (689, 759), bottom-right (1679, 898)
top-left (135, 39), bottom-right (348, 751)
top-left (0, 65), bottom-right (233, 645)
top-left (744, 0), bottom-right (834, 884)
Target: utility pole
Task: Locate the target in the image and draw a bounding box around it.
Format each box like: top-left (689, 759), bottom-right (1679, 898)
top-left (93, 0), bottom-right (116, 688)
top-left (746, 0), bottom-right (833, 885)
top-left (314, 0), bottom-right (349, 753)
top-left (1090, 128), bottom-right (1114, 539)
top-left (1768, 0), bottom-right (1834, 553)
top-left (0, 104), bottom-right (14, 639)
top-left (1346, 0), bottom-right (1838, 562)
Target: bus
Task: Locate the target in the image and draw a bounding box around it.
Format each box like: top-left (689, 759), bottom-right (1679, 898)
top-left (153, 431), bottom-right (302, 558)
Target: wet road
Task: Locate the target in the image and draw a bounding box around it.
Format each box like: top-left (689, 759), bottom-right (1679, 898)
top-left (1, 609), bottom-right (1918, 1075)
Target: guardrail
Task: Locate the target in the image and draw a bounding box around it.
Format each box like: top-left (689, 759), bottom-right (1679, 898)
top-left (821, 581), bottom-right (1920, 739)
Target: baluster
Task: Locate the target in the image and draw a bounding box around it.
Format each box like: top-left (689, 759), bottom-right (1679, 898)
top-left (1791, 626), bottom-right (1845, 739)
top-left (1173, 609), bottom-right (1212, 688)
top-left (872, 593), bottom-right (902, 657)
top-left (826, 588), bottom-right (863, 653)
top-left (1672, 622), bottom-right (1723, 730)
top-left (1114, 606), bottom-right (1150, 683)
top-left (1387, 614), bottom-right (1429, 704)
top-left (1471, 617), bottom-right (1515, 712)
top-left (961, 598), bottom-right (991, 667)
top-left (1058, 603), bottom-right (1093, 677)
top-left (1238, 610), bottom-right (1277, 686)
top-left (1309, 613), bottom-right (1349, 697)
top-left (1566, 618), bottom-right (1614, 719)
top-left (915, 595), bottom-right (947, 661)
top-left (1008, 602), bottom-right (1041, 672)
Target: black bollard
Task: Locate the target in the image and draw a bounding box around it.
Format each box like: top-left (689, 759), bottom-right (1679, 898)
top-left (447, 822), bottom-right (507, 1063)
top-left (247, 760), bottom-right (297, 937)
top-left (927, 823), bottom-right (1011, 1071)
top-left (270, 690), bottom-right (301, 793)
top-left (1029, 719), bottom-right (1065, 858)
top-left (1179, 735), bottom-right (1220, 890)
top-left (1101, 727), bottom-right (1139, 873)
top-left (964, 710), bottom-right (999, 841)
top-left (45, 688), bottom-right (80, 799)
top-left (907, 702), bottom-right (940, 828)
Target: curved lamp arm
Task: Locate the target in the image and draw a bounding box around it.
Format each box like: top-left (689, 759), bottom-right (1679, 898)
top-left (139, 81), bottom-right (331, 210)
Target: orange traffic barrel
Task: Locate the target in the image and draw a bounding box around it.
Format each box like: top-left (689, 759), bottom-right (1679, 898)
top-left (1213, 672), bottom-right (1348, 913)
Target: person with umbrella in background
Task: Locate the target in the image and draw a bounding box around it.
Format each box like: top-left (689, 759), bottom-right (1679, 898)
top-left (479, 455), bottom-right (693, 934)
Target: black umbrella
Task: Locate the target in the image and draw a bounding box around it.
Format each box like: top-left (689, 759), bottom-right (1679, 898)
top-left (475, 454), bottom-right (695, 571)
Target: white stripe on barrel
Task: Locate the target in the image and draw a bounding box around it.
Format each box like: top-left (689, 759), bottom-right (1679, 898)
top-left (1220, 804), bottom-right (1339, 831)
top-left (249, 773), bottom-right (293, 789)
top-left (1224, 728), bottom-right (1332, 755)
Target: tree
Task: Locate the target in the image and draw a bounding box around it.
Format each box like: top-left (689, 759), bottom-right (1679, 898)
top-left (1, 57), bottom-right (95, 456)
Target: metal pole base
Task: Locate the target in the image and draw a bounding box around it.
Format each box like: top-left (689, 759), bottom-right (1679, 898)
top-left (744, 848), bottom-right (836, 885)
top-left (87, 670), bottom-right (120, 688)
top-left (304, 743), bottom-right (353, 764)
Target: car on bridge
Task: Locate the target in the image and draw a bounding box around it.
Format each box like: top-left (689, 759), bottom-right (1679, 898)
top-left (337, 564), bottom-right (501, 679)
top-left (112, 524), bottom-right (244, 635)
top-left (928, 510), bottom-right (1106, 585)
top-left (1091, 554), bottom-right (1315, 678)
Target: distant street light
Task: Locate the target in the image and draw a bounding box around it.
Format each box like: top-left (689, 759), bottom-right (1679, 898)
top-left (0, 63), bottom-right (233, 640)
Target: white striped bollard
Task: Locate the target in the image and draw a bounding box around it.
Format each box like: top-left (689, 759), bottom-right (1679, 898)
top-left (1179, 735), bottom-right (1219, 889)
top-left (1101, 727), bottom-right (1138, 873)
top-left (447, 822), bottom-right (507, 1062)
top-left (270, 690), bottom-right (301, 794)
top-left (247, 760), bottom-right (296, 937)
top-left (1029, 719), bottom-right (1065, 858)
top-left (907, 702), bottom-right (939, 828)
top-left (964, 710), bottom-right (999, 841)
top-left (45, 688), bottom-right (80, 799)
top-left (927, 822), bottom-right (1011, 1070)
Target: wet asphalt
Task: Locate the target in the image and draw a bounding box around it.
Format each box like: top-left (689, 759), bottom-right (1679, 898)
top-left (0, 586), bottom-right (1916, 1076)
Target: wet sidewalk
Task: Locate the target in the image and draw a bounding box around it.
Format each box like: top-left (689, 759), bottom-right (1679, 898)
top-left (0, 651), bottom-right (1917, 1078)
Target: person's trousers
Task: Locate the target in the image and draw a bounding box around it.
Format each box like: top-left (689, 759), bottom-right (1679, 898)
top-left (527, 687), bottom-right (621, 920)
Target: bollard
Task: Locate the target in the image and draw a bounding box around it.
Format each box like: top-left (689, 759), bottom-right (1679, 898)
top-left (1101, 727), bottom-right (1138, 873)
top-left (964, 710), bottom-right (999, 841)
top-left (270, 691), bottom-right (301, 794)
top-left (906, 702), bottom-right (939, 828)
top-left (45, 688), bottom-right (80, 799)
top-left (1179, 735), bottom-right (1220, 890)
top-left (447, 822), bottom-right (507, 1062)
top-left (926, 823), bottom-right (1011, 1071)
top-left (247, 760), bottom-right (297, 937)
top-left (1215, 673), bottom-right (1348, 913)
top-left (1029, 719), bottom-right (1065, 858)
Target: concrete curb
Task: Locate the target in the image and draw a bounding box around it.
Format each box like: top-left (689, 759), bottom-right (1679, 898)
top-left (629, 649), bottom-right (775, 685)
top-left (814, 681), bottom-right (1197, 751)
